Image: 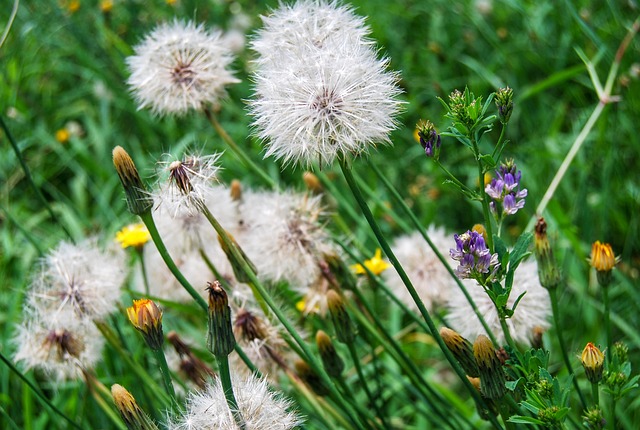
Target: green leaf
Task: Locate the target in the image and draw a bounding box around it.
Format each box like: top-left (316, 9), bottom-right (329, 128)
top-left (480, 154), bottom-right (497, 170)
top-left (511, 291), bottom-right (527, 313)
top-left (508, 416), bottom-right (545, 425)
top-left (509, 232), bottom-right (533, 267)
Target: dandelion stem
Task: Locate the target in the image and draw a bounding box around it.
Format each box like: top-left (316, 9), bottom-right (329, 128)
top-left (0, 351), bottom-right (83, 430)
top-left (346, 343), bottom-right (389, 430)
top-left (340, 158), bottom-right (503, 429)
top-left (548, 287), bottom-right (588, 410)
top-left (136, 247), bottom-right (150, 296)
top-left (204, 108), bottom-right (277, 189)
top-left (151, 348), bottom-right (178, 409)
top-left (602, 286), bottom-right (613, 368)
top-left (1, 115), bottom-right (73, 239)
top-left (216, 354), bottom-right (246, 430)
top-left (591, 382), bottom-right (600, 408)
top-left (139, 212), bottom-right (209, 312)
top-left (197, 200), bottom-right (367, 430)
top-left (369, 160), bottom-right (499, 345)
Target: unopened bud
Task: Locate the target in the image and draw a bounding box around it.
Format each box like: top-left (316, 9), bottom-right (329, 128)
top-left (111, 384), bottom-right (159, 430)
top-left (326, 290), bottom-right (355, 344)
top-left (303, 172), bottom-right (323, 194)
top-left (495, 86), bottom-right (514, 124)
top-left (534, 218), bottom-right (561, 289)
top-left (316, 330), bottom-right (344, 378)
top-left (127, 299), bottom-right (164, 350)
top-left (230, 179), bottom-right (242, 201)
top-left (473, 335), bottom-right (506, 399)
top-left (588, 241), bottom-right (617, 287)
top-left (294, 360), bottom-right (329, 396)
top-left (440, 327), bottom-right (479, 377)
top-left (581, 342), bottom-right (604, 384)
top-left (206, 281), bottom-right (236, 358)
top-left (112, 146), bottom-right (153, 215)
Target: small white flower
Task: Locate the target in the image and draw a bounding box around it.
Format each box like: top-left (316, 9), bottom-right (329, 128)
top-left (249, 0), bottom-right (402, 167)
top-left (127, 20), bottom-right (240, 115)
top-left (445, 260), bottom-right (551, 345)
top-left (237, 189), bottom-right (336, 291)
top-left (13, 310), bottom-right (105, 383)
top-left (383, 227), bottom-right (456, 313)
top-left (166, 374), bottom-right (303, 430)
top-left (27, 239), bottom-right (126, 321)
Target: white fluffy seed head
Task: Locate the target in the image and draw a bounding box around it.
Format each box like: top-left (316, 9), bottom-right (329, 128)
top-left (13, 310), bottom-right (105, 383)
top-left (446, 260), bottom-right (551, 345)
top-left (27, 239), bottom-right (126, 321)
top-left (166, 374), bottom-right (303, 429)
top-left (237, 189), bottom-right (336, 291)
top-left (383, 227), bottom-right (456, 313)
top-left (249, 0), bottom-right (402, 167)
top-left (127, 20), bottom-right (240, 116)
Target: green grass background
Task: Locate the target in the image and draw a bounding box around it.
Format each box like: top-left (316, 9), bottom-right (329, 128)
top-left (1, 0), bottom-right (639, 428)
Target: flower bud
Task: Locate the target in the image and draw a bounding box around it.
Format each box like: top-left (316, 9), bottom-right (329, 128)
top-left (473, 335), bottom-right (506, 399)
top-left (111, 384), bottom-right (159, 430)
top-left (581, 342), bottom-right (604, 384)
top-left (583, 406), bottom-right (606, 430)
top-left (326, 290), bottom-right (355, 344)
top-left (112, 146), bottom-right (153, 215)
top-left (495, 86), bottom-right (513, 124)
top-left (588, 241), bottom-right (617, 287)
top-left (303, 171), bottom-right (323, 194)
top-left (294, 360), bottom-right (329, 396)
top-left (440, 327), bottom-right (479, 377)
top-left (127, 299), bottom-right (164, 350)
top-left (316, 330), bottom-right (344, 378)
top-left (534, 218), bottom-right (561, 290)
top-left (416, 119), bottom-right (441, 159)
top-left (230, 179), bottom-right (242, 201)
top-left (206, 281), bottom-right (236, 358)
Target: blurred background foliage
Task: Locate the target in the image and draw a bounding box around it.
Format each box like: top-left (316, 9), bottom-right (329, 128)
top-left (1, 0), bottom-right (639, 427)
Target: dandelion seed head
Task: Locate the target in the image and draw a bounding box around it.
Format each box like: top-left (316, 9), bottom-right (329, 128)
top-left (446, 260), bottom-right (551, 345)
top-left (127, 20), bottom-right (240, 115)
top-left (249, 0), bottom-right (402, 167)
top-left (27, 240), bottom-right (126, 321)
top-left (166, 374), bottom-right (303, 429)
top-left (383, 227), bottom-right (455, 312)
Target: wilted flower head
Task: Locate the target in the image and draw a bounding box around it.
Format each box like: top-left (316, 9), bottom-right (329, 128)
top-left (28, 239), bottom-right (126, 321)
top-left (446, 260), bottom-right (551, 345)
top-left (127, 20), bottom-right (240, 115)
top-left (450, 230), bottom-right (500, 283)
top-left (249, 0), bottom-right (402, 167)
top-left (166, 374), bottom-right (302, 429)
top-left (383, 227), bottom-right (456, 312)
top-left (485, 159), bottom-right (528, 219)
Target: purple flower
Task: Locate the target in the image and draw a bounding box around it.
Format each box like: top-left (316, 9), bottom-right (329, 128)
top-left (416, 120), bottom-right (441, 159)
top-left (485, 160), bottom-right (527, 219)
top-left (450, 231), bottom-right (500, 282)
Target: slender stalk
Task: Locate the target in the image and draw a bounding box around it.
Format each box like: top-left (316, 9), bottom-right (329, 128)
top-left (151, 349), bottom-right (178, 408)
top-left (434, 159), bottom-right (476, 196)
top-left (198, 202), bottom-right (367, 430)
top-left (334, 378), bottom-right (381, 430)
top-left (338, 158), bottom-right (501, 430)
top-left (136, 247), bottom-right (150, 296)
top-left (548, 288), bottom-right (588, 409)
top-left (490, 123), bottom-right (507, 161)
top-left (602, 286), bottom-right (613, 367)
top-left (0, 351), bottom-right (83, 430)
top-left (498, 316), bottom-right (517, 352)
top-left (369, 160), bottom-right (499, 345)
top-left (1, 116), bottom-right (73, 239)
top-left (591, 382), bottom-right (599, 408)
top-left (471, 138), bottom-right (494, 250)
top-left (139, 212), bottom-right (208, 312)
top-left (346, 343), bottom-right (389, 430)
top-left (216, 355), bottom-right (246, 430)
top-left (204, 108), bottom-right (277, 189)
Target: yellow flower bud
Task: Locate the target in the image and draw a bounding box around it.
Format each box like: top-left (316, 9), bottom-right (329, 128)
top-left (581, 342), bottom-right (604, 383)
top-left (127, 299), bottom-right (164, 350)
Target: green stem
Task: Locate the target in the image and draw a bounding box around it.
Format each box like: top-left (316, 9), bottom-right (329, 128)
top-left (346, 343), bottom-right (389, 430)
top-left (204, 108), bottom-right (277, 189)
top-left (339, 158), bottom-right (501, 430)
top-left (471, 138), bottom-right (494, 250)
top-left (151, 348), bottom-right (178, 408)
top-left (602, 286), bottom-right (613, 367)
top-left (139, 211), bottom-right (208, 312)
top-left (490, 123), bottom-right (507, 161)
top-left (498, 316), bottom-right (517, 352)
top-left (369, 161), bottom-right (499, 346)
top-left (334, 378), bottom-right (381, 430)
top-left (1, 115), bottom-right (73, 239)
top-left (610, 398), bottom-right (616, 430)
top-left (591, 382), bottom-right (600, 408)
top-left (136, 247), bottom-right (150, 296)
top-left (548, 288), bottom-right (588, 410)
top-left (0, 351), bottom-right (83, 430)
top-left (434, 159), bottom-right (476, 196)
top-left (216, 354), bottom-right (246, 430)
top-left (198, 202), bottom-right (367, 430)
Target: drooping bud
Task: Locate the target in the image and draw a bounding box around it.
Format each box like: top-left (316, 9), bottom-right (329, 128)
top-left (326, 290), bottom-right (355, 344)
top-left (531, 326), bottom-right (545, 349)
top-left (495, 86), bottom-right (514, 124)
top-left (127, 299), bottom-right (164, 350)
top-left (294, 360), bottom-right (328, 396)
top-left (112, 146), bottom-right (153, 215)
top-left (206, 281), bottom-right (236, 358)
top-left (440, 327), bottom-right (480, 377)
top-left (473, 335), bottom-right (506, 399)
top-left (534, 218), bottom-right (561, 290)
top-left (111, 384), bottom-right (159, 430)
top-left (303, 171), bottom-right (323, 194)
top-left (581, 342), bottom-right (605, 384)
top-left (416, 119), bottom-right (441, 159)
top-left (316, 330), bottom-right (344, 378)
top-left (588, 241), bottom-right (617, 287)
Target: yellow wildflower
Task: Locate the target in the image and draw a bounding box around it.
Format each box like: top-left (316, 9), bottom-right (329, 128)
top-left (588, 241), bottom-right (617, 272)
top-left (115, 223), bottom-right (150, 249)
top-left (55, 129), bottom-right (70, 144)
top-left (351, 248), bottom-right (391, 276)
top-left (100, 0), bottom-right (113, 13)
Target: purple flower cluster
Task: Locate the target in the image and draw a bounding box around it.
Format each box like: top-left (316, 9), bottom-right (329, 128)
top-left (485, 160), bottom-right (527, 218)
top-left (450, 230), bottom-right (499, 281)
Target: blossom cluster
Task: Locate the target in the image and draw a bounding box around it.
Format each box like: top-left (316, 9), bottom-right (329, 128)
top-left (449, 230), bottom-right (500, 283)
top-left (485, 160), bottom-right (528, 219)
